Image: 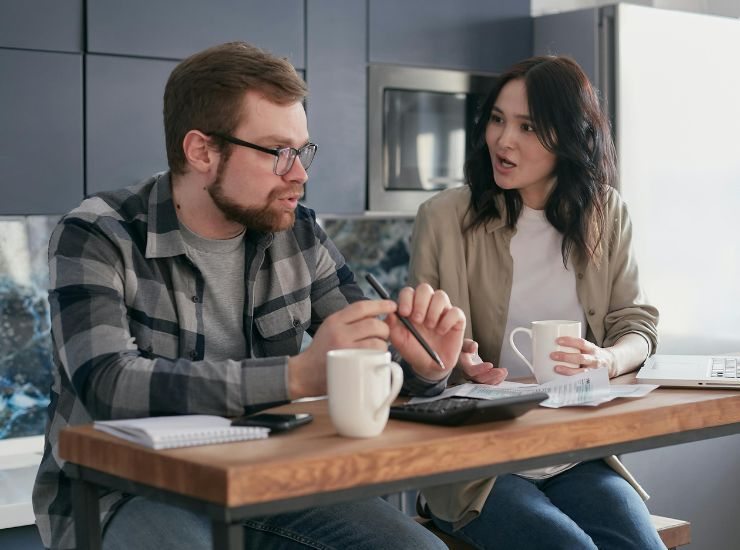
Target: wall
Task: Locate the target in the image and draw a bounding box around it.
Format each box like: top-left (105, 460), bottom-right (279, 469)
top-left (1, 0), bottom-right (533, 217)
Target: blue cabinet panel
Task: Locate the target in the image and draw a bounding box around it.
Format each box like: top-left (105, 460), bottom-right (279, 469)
top-left (87, 0), bottom-right (305, 67)
top-left (305, 0), bottom-right (367, 214)
top-left (86, 55), bottom-right (178, 195)
top-left (534, 8), bottom-right (599, 86)
top-left (0, 0), bottom-right (83, 52)
top-left (0, 49), bottom-right (83, 214)
top-left (369, 0), bottom-right (532, 72)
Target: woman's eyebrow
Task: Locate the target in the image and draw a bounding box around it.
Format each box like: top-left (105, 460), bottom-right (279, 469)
top-left (491, 105), bottom-right (532, 121)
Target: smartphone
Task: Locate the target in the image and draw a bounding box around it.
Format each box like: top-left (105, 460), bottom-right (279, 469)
top-left (231, 413), bottom-right (313, 433)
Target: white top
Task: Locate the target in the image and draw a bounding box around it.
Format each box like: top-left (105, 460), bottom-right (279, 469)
top-left (499, 206), bottom-right (586, 376)
top-left (500, 205), bottom-right (586, 479)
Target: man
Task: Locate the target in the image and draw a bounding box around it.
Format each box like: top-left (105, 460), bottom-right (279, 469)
top-left (33, 42), bottom-right (463, 549)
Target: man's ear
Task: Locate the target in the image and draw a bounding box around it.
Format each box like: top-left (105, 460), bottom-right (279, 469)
top-left (182, 130), bottom-right (218, 174)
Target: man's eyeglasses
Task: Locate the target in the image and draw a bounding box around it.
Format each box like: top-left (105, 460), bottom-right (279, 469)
top-left (208, 132), bottom-right (317, 176)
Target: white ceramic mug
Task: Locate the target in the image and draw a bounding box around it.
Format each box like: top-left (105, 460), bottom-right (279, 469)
top-left (509, 320), bottom-right (582, 384)
top-left (327, 349), bottom-right (404, 438)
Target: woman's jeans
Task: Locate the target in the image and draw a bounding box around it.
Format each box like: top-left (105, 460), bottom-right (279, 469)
top-left (431, 459), bottom-right (666, 550)
top-left (103, 495), bottom-right (445, 550)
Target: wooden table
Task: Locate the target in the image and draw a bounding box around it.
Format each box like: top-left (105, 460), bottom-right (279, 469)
top-left (60, 374), bottom-right (740, 549)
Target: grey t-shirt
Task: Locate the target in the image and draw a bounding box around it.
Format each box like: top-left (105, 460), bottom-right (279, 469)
top-left (179, 222), bottom-right (247, 361)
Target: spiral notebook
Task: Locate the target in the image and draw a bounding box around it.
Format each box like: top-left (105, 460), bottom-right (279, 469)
top-left (94, 415), bottom-right (270, 450)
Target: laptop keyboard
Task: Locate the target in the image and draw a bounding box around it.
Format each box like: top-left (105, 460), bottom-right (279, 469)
top-left (710, 357), bottom-right (738, 379)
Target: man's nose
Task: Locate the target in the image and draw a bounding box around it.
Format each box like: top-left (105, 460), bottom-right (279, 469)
top-left (284, 157), bottom-right (309, 184)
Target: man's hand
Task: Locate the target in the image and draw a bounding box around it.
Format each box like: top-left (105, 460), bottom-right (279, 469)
top-left (387, 284), bottom-right (465, 381)
top-left (288, 300), bottom-right (397, 399)
top-left (459, 338), bottom-right (508, 385)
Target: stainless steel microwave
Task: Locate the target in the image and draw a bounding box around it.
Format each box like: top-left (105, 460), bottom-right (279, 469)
top-left (367, 64), bottom-right (498, 214)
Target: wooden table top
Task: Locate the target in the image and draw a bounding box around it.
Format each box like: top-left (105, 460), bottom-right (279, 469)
top-left (59, 374), bottom-right (740, 509)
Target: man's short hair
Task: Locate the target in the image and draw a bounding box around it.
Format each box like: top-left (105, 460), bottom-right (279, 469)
top-left (163, 41), bottom-right (307, 174)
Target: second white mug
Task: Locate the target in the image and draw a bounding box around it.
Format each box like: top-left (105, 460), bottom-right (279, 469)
top-left (509, 320), bottom-right (581, 384)
top-left (327, 349), bottom-right (404, 438)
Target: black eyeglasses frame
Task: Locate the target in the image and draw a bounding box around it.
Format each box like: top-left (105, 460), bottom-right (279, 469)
top-left (207, 132), bottom-right (317, 176)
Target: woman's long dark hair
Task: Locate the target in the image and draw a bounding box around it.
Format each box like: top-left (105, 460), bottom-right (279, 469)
top-left (465, 55), bottom-right (615, 266)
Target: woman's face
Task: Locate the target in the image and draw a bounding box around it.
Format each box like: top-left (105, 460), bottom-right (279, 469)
top-left (485, 78), bottom-right (557, 209)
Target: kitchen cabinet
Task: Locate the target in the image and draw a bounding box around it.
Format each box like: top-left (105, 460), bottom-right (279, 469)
top-left (87, 0), bottom-right (305, 68)
top-left (86, 55), bottom-right (178, 195)
top-left (0, 0), bottom-right (82, 52)
top-left (368, 0), bottom-right (531, 73)
top-left (0, 49), bottom-right (83, 215)
top-left (304, 0), bottom-right (367, 214)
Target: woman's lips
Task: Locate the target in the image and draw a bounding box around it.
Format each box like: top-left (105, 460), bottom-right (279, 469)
top-left (494, 154), bottom-right (517, 174)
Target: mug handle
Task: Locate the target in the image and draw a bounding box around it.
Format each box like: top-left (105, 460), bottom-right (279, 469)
top-left (374, 362), bottom-right (404, 421)
top-left (509, 327), bottom-right (535, 375)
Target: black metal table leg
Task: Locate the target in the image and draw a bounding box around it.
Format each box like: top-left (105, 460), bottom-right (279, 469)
top-left (71, 477), bottom-right (103, 550)
top-left (212, 519), bottom-right (243, 550)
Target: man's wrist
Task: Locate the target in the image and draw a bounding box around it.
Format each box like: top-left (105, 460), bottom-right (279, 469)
top-left (287, 354), bottom-right (307, 400)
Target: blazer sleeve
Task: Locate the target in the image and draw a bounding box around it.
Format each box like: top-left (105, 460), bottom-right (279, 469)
top-left (408, 199), bottom-right (441, 289)
top-left (602, 194), bottom-right (659, 354)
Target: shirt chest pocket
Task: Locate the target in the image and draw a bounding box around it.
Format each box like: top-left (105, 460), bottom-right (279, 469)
top-left (253, 299), bottom-right (312, 342)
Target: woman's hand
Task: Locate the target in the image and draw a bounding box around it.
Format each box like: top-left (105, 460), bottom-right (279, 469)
top-left (551, 336), bottom-right (617, 378)
top-left (459, 338), bottom-right (508, 385)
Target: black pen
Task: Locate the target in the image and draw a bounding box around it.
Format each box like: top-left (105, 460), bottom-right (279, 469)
top-left (364, 273), bottom-right (446, 370)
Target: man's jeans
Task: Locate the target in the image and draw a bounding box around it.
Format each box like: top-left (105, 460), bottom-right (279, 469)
top-left (431, 459), bottom-right (666, 550)
top-left (103, 495), bottom-right (446, 550)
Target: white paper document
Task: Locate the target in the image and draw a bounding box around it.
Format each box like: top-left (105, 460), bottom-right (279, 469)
top-left (408, 368), bottom-right (658, 408)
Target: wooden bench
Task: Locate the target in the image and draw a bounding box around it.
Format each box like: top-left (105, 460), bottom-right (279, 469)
top-left (416, 514), bottom-right (691, 549)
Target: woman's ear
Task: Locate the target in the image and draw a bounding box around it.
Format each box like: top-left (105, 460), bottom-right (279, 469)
top-left (182, 130), bottom-right (218, 174)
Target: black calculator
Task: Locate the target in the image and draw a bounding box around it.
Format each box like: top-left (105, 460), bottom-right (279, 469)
top-left (389, 393), bottom-right (548, 426)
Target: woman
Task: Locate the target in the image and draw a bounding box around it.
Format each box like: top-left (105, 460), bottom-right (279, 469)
top-left (408, 56), bottom-right (662, 549)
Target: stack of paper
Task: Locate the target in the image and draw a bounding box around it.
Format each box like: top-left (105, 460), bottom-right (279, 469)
top-left (408, 368), bottom-right (658, 408)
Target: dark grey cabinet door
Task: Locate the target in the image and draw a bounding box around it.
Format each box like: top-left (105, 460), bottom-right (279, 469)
top-left (87, 0), bottom-right (305, 68)
top-left (369, 0), bottom-right (531, 72)
top-left (305, 0), bottom-right (367, 214)
top-left (0, 0), bottom-right (83, 52)
top-left (533, 9), bottom-right (600, 87)
top-left (86, 55), bottom-right (178, 195)
top-left (0, 49), bottom-right (83, 214)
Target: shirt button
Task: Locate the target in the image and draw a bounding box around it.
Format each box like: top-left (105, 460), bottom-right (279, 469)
top-left (292, 319), bottom-right (302, 328)
top-left (588, 308), bottom-right (595, 316)
top-left (577, 273), bottom-right (584, 279)
top-left (191, 295), bottom-right (200, 303)
top-left (189, 350), bottom-right (198, 360)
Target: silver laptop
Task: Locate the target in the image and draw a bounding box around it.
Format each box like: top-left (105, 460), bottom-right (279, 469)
top-left (636, 355), bottom-right (740, 389)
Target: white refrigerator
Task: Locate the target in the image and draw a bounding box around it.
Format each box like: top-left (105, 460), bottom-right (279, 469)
top-left (535, 5), bottom-right (740, 550)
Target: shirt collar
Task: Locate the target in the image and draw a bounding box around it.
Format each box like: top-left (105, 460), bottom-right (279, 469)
top-left (145, 172), bottom-right (190, 259)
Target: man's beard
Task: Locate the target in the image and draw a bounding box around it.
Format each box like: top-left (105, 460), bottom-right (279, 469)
top-left (207, 161), bottom-right (301, 233)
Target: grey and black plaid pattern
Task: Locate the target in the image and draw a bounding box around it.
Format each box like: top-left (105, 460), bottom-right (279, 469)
top-left (33, 172), bottom-right (446, 549)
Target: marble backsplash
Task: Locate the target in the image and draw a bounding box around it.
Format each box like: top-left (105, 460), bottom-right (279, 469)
top-left (0, 216), bottom-right (59, 440)
top-left (0, 214), bottom-right (415, 441)
top-left (319, 216), bottom-right (415, 300)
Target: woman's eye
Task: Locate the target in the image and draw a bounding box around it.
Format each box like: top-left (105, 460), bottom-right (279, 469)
top-left (489, 114), bottom-right (503, 124)
top-left (521, 123), bottom-right (535, 132)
